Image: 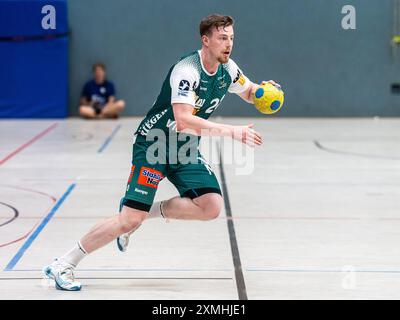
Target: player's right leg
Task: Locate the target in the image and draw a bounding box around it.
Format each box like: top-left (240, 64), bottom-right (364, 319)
top-left (43, 205), bottom-right (147, 291)
top-left (115, 137), bottom-right (167, 252)
top-left (116, 197), bottom-right (142, 252)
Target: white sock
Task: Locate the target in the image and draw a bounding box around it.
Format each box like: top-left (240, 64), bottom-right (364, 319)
top-left (60, 241), bottom-right (88, 268)
top-left (147, 201), bottom-right (166, 219)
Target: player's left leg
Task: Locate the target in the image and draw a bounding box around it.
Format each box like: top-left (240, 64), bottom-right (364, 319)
top-left (100, 100), bottom-right (125, 118)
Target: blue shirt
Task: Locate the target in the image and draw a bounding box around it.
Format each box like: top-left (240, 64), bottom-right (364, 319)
top-left (81, 80), bottom-right (116, 106)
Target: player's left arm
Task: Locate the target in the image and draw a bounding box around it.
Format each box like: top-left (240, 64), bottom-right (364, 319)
top-left (236, 80), bottom-right (281, 104)
top-left (227, 59), bottom-right (280, 104)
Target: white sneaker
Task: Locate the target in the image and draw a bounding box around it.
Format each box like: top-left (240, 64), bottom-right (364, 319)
top-left (42, 259), bottom-right (82, 291)
top-left (116, 225), bottom-right (140, 252)
top-left (55, 267), bottom-right (82, 291)
top-left (42, 258), bottom-right (68, 280)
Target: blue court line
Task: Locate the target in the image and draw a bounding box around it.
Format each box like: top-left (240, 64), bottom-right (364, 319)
top-left (97, 124), bottom-right (122, 153)
top-left (4, 183), bottom-right (76, 271)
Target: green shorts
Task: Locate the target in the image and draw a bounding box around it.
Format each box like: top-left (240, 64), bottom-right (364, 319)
top-left (121, 134), bottom-right (221, 212)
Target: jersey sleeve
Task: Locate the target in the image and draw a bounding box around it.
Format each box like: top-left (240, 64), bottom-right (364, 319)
top-left (226, 59), bottom-right (251, 94)
top-left (170, 62), bottom-right (200, 107)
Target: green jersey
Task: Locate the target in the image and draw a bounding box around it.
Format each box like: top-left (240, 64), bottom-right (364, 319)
top-left (135, 50), bottom-right (250, 137)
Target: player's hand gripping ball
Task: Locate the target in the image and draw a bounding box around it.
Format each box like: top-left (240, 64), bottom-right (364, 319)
top-left (253, 81), bottom-right (284, 114)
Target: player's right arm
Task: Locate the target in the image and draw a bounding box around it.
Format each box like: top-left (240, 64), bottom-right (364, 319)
top-left (170, 61), bottom-right (262, 146)
top-left (172, 103), bottom-right (262, 146)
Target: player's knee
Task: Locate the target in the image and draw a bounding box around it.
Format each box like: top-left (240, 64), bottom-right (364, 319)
top-left (119, 208), bottom-right (144, 233)
top-left (203, 205), bottom-right (221, 220)
top-left (200, 194), bottom-right (223, 220)
top-left (120, 215), bottom-right (141, 233)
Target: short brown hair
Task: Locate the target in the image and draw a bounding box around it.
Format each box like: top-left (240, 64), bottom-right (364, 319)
top-left (92, 62), bottom-right (106, 72)
top-left (199, 14), bottom-right (234, 37)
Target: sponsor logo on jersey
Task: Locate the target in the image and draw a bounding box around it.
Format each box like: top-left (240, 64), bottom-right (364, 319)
top-left (233, 70), bottom-right (242, 83)
top-left (201, 79), bottom-right (208, 83)
top-left (200, 86), bottom-right (207, 91)
top-left (127, 165), bottom-right (135, 183)
top-left (134, 188), bottom-right (148, 195)
top-left (138, 109), bottom-right (168, 136)
top-left (166, 119), bottom-right (177, 132)
top-left (238, 75), bottom-right (246, 86)
top-left (138, 167), bottom-right (163, 189)
top-left (195, 98), bottom-right (205, 108)
top-left (178, 79), bottom-right (190, 97)
top-left (233, 70), bottom-right (246, 86)
top-left (218, 81), bottom-right (227, 89)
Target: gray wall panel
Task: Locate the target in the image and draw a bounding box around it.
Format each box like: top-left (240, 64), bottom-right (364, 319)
top-left (68, 0), bottom-right (400, 117)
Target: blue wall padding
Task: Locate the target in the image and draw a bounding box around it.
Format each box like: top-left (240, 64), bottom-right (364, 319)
top-left (0, 0), bottom-right (68, 118)
top-left (0, 0), bottom-right (68, 37)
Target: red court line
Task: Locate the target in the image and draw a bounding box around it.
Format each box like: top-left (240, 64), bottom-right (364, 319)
top-left (0, 185), bottom-right (57, 248)
top-left (0, 223), bottom-right (39, 248)
top-left (1, 185), bottom-right (57, 203)
top-left (0, 123), bottom-right (58, 166)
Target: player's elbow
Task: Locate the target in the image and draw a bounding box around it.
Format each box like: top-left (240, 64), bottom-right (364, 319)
top-left (175, 118), bottom-right (187, 132)
top-left (175, 118), bottom-right (199, 135)
top-left (175, 115), bottom-right (194, 132)
top-left (172, 104), bottom-right (197, 132)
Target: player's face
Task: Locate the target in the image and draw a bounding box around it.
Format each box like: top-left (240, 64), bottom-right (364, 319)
top-left (207, 25), bottom-right (234, 64)
top-left (93, 67), bottom-right (106, 84)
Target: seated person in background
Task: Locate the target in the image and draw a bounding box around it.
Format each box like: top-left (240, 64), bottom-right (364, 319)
top-left (79, 62), bottom-right (125, 119)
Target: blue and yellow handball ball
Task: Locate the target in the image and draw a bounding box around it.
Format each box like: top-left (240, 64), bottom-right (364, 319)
top-left (253, 82), bottom-right (284, 114)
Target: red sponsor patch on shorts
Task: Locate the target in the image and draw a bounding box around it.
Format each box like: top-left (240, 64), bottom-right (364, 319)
top-left (137, 167), bottom-right (163, 189)
top-left (127, 165), bottom-right (135, 183)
